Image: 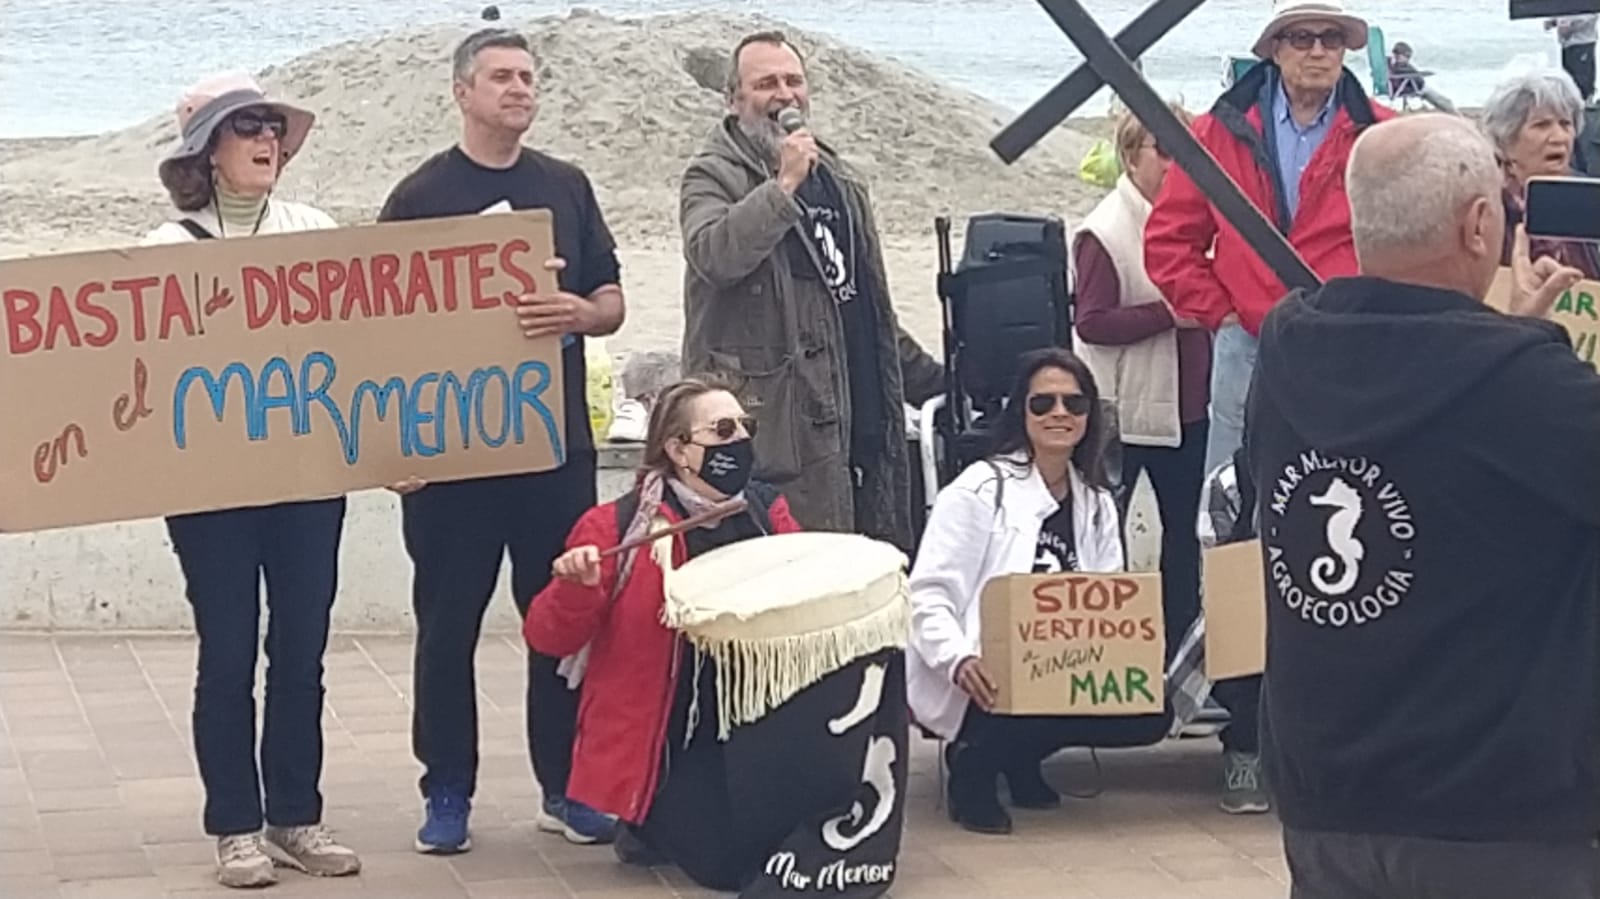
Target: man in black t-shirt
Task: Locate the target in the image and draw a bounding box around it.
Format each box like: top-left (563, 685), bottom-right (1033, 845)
top-left (377, 28), bottom-right (626, 856)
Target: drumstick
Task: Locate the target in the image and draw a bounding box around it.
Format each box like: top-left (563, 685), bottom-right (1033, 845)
top-left (598, 496), bottom-right (750, 559)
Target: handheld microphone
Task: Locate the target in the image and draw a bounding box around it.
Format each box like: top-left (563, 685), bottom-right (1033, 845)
top-left (777, 106), bottom-right (806, 134)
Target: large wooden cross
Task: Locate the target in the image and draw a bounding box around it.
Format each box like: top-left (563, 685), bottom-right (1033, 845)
top-left (992, 0), bottom-right (1322, 292)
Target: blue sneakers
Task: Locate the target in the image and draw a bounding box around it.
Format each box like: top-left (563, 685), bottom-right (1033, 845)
top-left (415, 787), bottom-right (472, 854)
top-left (536, 794), bottom-right (617, 845)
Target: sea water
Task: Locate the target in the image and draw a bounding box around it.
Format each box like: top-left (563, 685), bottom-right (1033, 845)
top-left (0, 0), bottom-right (1562, 138)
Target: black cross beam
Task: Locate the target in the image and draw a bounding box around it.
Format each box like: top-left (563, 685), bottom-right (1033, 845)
top-left (994, 0), bottom-right (1322, 293)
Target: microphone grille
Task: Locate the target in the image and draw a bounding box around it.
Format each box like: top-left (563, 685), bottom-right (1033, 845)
top-left (777, 106), bottom-right (806, 133)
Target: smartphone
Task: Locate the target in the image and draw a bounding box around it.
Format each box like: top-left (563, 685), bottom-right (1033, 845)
top-left (1525, 176), bottom-right (1600, 242)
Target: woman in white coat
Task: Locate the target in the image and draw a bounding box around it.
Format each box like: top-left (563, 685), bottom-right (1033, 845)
top-left (907, 348), bottom-right (1167, 835)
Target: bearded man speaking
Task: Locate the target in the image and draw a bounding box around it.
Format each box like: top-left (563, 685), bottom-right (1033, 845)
top-left (678, 31), bottom-right (943, 553)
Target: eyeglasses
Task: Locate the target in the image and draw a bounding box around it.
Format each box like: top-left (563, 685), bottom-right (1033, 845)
top-left (227, 111), bottom-right (288, 140)
top-left (687, 416), bottom-right (757, 442)
top-left (1027, 393), bottom-right (1092, 417)
top-left (1277, 28), bottom-right (1347, 51)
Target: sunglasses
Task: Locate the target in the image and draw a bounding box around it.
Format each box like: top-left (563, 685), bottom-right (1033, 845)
top-left (1277, 28), bottom-right (1347, 51)
top-left (227, 111), bottom-right (288, 140)
top-left (1027, 393), bottom-right (1093, 417)
top-left (688, 416), bottom-right (758, 442)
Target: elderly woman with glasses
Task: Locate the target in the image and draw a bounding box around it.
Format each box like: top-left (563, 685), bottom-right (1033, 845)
top-left (524, 377), bottom-right (803, 890)
top-left (142, 72), bottom-right (356, 889)
top-left (1482, 69), bottom-right (1600, 278)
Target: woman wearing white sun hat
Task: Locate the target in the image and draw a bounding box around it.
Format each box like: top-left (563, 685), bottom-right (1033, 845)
top-left (144, 72), bottom-right (358, 890)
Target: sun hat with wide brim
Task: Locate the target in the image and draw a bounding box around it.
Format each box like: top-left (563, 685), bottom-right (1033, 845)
top-left (1251, 0), bottom-right (1370, 60)
top-left (157, 72), bottom-right (315, 192)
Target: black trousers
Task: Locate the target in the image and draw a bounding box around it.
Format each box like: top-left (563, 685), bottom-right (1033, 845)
top-left (1564, 42), bottom-right (1597, 101)
top-left (1285, 827), bottom-right (1600, 899)
top-left (1212, 674), bottom-right (1262, 754)
top-left (1119, 420), bottom-right (1209, 666)
top-left (166, 498), bottom-right (346, 837)
top-left (957, 703), bottom-right (1171, 771)
top-left (402, 453), bottom-right (597, 799)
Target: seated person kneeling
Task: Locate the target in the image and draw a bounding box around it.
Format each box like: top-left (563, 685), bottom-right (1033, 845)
top-left (523, 378), bottom-right (801, 890)
top-left (908, 348), bottom-right (1169, 835)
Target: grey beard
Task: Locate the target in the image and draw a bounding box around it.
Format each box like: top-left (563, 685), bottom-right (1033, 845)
top-left (736, 115), bottom-right (785, 165)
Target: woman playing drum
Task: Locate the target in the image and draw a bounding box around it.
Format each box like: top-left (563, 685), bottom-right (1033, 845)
top-left (907, 348), bottom-right (1169, 835)
top-left (523, 377), bottom-right (801, 889)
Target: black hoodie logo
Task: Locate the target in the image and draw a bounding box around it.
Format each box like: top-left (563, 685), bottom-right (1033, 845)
top-left (1264, 451), bottom-right (1418, 629)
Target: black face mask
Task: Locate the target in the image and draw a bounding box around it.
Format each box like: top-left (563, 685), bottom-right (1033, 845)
top-left (695, 437), bottom-right (754, 496)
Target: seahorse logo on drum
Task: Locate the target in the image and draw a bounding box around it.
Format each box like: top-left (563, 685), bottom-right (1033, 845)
top-left (821, 736), bottom-right (897, 852)
top-left (1309, 478), bottom-right (1365, 596)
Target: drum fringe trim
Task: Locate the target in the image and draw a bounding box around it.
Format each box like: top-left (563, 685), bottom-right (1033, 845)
top-left (668, 597), bottom-right (911, 741)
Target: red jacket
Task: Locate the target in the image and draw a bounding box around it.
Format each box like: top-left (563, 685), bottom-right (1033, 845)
top-left (523, 484), bottom-right (801, 824)
top-left (1145, 65), bottom-right (1392, 337)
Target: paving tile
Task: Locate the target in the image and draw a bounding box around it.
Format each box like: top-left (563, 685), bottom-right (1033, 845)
top-left (0, 633), bottom-right (1292, 898)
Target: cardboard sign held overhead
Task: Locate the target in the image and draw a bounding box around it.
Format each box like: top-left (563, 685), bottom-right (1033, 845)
top-left (979, 572), bottom-right (1164, 715)
top-left (1485, 268), bottom-right (1600, 370)
top-left (1202, 540), bottom-right (1267, 680)
top-left (0, 210), bottom-right (565, 532)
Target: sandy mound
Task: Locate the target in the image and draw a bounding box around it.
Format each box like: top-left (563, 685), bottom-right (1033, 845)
top-left (0, 8), bottom-right (1101, 256)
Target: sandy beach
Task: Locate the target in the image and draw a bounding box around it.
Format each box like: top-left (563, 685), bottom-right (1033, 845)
top-left (0, 9), bottom-right (1113, 360)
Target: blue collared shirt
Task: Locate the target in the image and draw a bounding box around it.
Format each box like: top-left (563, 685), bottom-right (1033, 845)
top-left (1271, 82), bottom-right (1337, 219)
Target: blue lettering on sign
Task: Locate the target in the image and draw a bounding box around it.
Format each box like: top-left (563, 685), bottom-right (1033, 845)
top-left (171, 350), bottom-right (565, 466)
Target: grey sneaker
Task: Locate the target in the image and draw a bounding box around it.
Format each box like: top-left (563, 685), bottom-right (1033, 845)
top-left (216, 833), bottom-right (276, 889)
top-left (262, 823), bottom-right (362, 877)
top-left (1220, 751), bottom-right (1270, 815)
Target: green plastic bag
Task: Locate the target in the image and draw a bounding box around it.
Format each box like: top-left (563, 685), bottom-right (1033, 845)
top-left (1079, 139), bottom-right (1120, 189)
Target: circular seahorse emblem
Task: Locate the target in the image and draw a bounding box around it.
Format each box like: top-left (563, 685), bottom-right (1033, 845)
top-left (1262, 452), bottom-right (1418, 629)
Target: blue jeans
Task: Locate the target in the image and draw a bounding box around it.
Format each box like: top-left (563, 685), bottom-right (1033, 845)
top-left (167, 498), bottom-right (346, 837)
top-left (1204, 322), bottom-right (1260, 476)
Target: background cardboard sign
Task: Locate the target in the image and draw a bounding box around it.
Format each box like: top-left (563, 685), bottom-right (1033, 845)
top-left (978, 572), bottom-right (1163, 715)
top-left (1202, 540), bottom-right (1267, 680)
top-left (1485, 268), bottom-right (1599, 370)
top-left (0, 210), bottom-right (564, 532)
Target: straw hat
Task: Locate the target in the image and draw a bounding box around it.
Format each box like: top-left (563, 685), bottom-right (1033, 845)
top-left (1252, 0), bottom-right (1370, 60)
top-left (157, 72), bottom-right (315, 192)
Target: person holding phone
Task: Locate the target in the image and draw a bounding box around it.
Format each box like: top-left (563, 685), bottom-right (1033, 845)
top-left (1482, 69), bottom-right (1600, 278)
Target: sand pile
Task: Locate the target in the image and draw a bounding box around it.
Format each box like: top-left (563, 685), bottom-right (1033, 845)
top-left (0, 8), bottom-right (1101, 256)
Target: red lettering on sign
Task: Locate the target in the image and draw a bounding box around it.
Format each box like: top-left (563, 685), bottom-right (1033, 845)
top-left (1112, 577), bottom-right (1139, 611)
top-left (1032, 579), bottom-right (1064, 613)
top-left (112, 357), bottom-right (152, 431)
top-left (467, 243), bottom-right (500, 310)
top-left (111, 277), bottom-right (158, 343)
top-left (427, 245), bottom-right (473, 312)
top-left (33, 423), bottom-right (87, 483)
top-left (310, 260), bottom-right (345, 324)
top-left (74, 282), bottom-right (117, 348)
top-left (43, 286), bottom-right (83, 350)
top-left (370, 253), bottom-right (400, 316)
top-left (1140, 617), bottom-right (1158, 641)
top-left (158, 275), bottom-right (196, 340)
top-left (500, 238), bottom-right (538, 295)
top-left (404, 251), bottom-right (435, 314)
top-left (340, 257), bottom-right (373, 320)
top-left (4, 289), bottom-right (43, 354)
top-left (242, 266), bottom-right (278, 330)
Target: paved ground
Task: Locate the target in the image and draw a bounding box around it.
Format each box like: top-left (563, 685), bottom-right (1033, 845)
top-left (0, 633), bottom-right (1288, 898)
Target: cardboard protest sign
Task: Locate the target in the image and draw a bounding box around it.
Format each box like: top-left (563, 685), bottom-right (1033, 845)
top-left (1202, 540), bottom-right (1266, 680)
top-left (1485, 268), bottom-right (1600, 370)
top-left (0, 210), bottom-right (564, 532)
top-left (978, 572), bottom-right (1163, 715)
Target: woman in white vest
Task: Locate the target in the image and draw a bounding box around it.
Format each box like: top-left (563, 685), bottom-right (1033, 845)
top-left (1072, 109), bottom-right (1267, 816)
top-left (907, 349), bottom-right (1170, 835)
top-left (142, 72), bottom-right (359, 888)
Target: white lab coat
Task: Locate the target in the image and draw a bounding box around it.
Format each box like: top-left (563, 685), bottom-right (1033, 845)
top-left (906, 454), bottom-right (1124, 740)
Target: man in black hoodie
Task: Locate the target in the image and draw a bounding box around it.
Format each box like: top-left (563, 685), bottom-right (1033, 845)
top-left (1248, 113), bottom-right (1600, 898)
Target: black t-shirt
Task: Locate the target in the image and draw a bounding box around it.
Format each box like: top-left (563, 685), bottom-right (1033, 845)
top-left (377, 146), bottom-right (621, 454)
top-left (1032, 494), bottom-right (1079, 574)
top-left (793, 168), bottom-right (883, 466)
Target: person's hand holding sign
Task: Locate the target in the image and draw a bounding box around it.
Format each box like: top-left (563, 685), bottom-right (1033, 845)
top-left (954, 655), bottom-right (999, 712)
top-left (515, 257), bottom-right (605, 339)
top-left (1508, 224), bottom-right (1583, 320)
top-left (388, 476), bottom-right (427, 496)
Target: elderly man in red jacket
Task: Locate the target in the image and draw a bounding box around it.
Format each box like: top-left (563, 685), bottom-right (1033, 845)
top-left (1145, 0), bottom-right (1394, 475)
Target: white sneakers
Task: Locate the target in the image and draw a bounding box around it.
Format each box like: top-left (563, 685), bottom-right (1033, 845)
top-left (607, 398), bottom-right (649, 443)
top-left (216, 824), bottom-right (361, 888)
